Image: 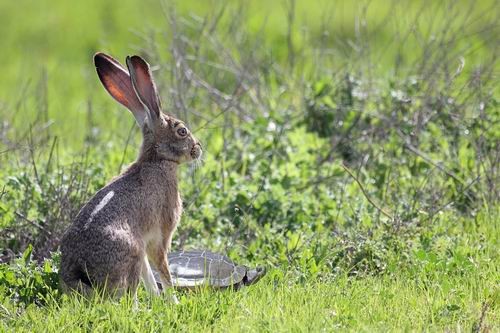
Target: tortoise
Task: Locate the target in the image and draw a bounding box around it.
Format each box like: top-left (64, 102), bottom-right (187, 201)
top-left (152, 250), bottom-right (266, 289)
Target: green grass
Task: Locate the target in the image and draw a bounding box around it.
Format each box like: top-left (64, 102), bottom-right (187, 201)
top-left (0, 0), bottom-right (499, 331)
top-left (1, 207), bottom-right (497, 331)
top-left (1, 257), bottom-right (497, 331)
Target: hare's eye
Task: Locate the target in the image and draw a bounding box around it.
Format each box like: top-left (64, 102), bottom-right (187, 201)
top-left (177, 127), bottom-right (188, 137)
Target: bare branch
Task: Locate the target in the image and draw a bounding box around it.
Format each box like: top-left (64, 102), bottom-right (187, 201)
top-left (342, 163), bottom-right (394, 220)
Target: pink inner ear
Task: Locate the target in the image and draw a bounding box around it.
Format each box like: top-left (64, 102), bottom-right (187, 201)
top-left (99, 71), bottom-right (133, 109)
top-left (127, 56), bottom-right (162, 118)
top-left (94, 53), bottom-right (146, 123)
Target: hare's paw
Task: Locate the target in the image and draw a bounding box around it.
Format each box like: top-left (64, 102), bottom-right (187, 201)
top-left (170, 293), bottom-right (180, 305)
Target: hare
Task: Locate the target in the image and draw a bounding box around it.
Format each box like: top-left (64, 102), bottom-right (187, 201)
top-left (60, 52), bottom-right (202, 299)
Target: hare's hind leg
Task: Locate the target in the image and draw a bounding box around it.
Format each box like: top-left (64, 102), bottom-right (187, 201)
top-left (111, 260), bottom-right (141, 301)
top-left (125, 259), bottom-right (141, 295)
top-left (141, 254), bottom-right (160, 295)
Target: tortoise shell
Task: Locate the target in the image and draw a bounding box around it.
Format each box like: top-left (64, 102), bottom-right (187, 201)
top-left (154, 250), bottom-right (265, 289)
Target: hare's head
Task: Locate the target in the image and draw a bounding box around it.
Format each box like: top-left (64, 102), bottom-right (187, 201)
top-left (94, 52), bottom-right (202, 164)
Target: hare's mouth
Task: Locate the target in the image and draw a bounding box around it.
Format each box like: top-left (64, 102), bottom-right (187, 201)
top-left (190, 143), bottom-right (202, 160)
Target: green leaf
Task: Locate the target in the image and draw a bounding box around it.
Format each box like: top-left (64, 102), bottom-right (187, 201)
top-left (22, 245), bottom-right (33, 265)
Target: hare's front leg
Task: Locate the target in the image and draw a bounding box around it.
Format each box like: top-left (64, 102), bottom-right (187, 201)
top-left (151, 248), bottom-right (173, 287)
top-left (153, 252), bottom-right (179, 303)
top-left (147, 239), bottom-right (178, 303)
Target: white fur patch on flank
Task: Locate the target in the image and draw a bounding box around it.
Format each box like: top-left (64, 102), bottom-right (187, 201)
top-left (86, 191), bottom-right (114, 225)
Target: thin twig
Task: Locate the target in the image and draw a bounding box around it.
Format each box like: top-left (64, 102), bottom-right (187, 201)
top-left (0, 185), bottom-right (6, 201)
top-left (402, 138), bottom-right (465, 185)
top-left (341, 163), bottom-right (394, 220)
top-left (285, 0), bottom-right (296, 70)
top-left (118, 121), bottom-right (137, 173)
top-left (28, 125), bottom-right (40, 185)
top-left (0, 304), bottom-right (11, 318)
top-left (472, 301), bottom-right (490, 333)
top-left (14, 211), bottom-right (52, 236)
top-left (423, 175), bottom-right (481, 223)
top-left (45, 136), bottom-right (58, 173)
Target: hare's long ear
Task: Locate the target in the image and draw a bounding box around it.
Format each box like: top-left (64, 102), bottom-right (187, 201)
top-left (94, 53), bottom-right (147, 127)
top-left (126, 55), bottom-right (163, 126)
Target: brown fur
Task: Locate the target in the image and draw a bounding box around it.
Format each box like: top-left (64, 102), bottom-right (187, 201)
top-left (60, 53), bottom-right (201, 298)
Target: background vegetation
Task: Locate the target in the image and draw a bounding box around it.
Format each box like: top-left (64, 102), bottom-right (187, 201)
top-left (0, 0), bottom-right (498, 331)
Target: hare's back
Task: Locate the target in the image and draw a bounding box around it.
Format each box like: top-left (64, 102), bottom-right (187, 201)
top-left (61, 184), bottom-right (142, 268)
top-left (73, 176), bottom-right (143, 227)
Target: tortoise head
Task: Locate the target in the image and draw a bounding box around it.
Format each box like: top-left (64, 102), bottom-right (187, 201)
top-left (243, 266), bottom-right (266, 286)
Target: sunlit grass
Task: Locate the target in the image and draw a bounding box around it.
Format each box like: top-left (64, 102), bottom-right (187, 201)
top-left (1, 262), bottom-right (497, 332)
